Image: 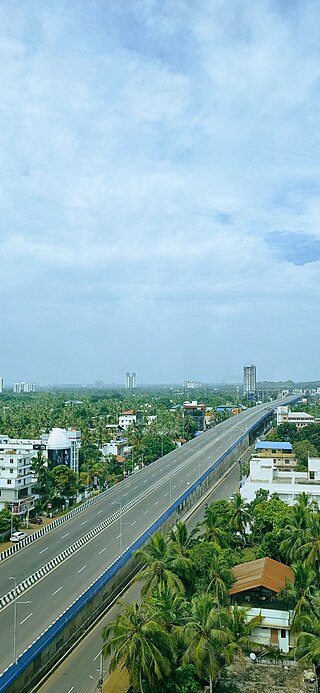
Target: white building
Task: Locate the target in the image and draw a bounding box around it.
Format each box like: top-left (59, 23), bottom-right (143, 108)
top-left (0, 443), bottom-right (37, 514)
top-left (13, 382), bottom-right (35, 393)
top-left (241, 455), bottom-right (320, 507)
top-left (118, 410), bottom-right (136, 430)
top-left (276, 405), bottom-right (314, 428)
top-left (125, 372), bottom-right (136, 389)
top-left (243, 364), bottom-right (256, 394)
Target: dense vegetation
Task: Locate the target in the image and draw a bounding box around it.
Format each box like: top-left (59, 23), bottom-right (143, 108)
top-left (102, 491), bottom-right (320, 692)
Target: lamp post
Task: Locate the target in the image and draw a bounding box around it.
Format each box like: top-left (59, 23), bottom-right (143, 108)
top-left (115, 501), bottom-right (123, 553)
top-left (9, 577), bottom-right (31, 665)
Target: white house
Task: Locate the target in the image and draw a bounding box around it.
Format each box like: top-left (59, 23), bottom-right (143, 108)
top-left (241, 456), bottom-right (320, 507)
top-left (118, 411), bottom-right (136, 430)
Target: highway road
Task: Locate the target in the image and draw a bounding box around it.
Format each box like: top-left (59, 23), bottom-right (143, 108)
top-left (0, 400), bottom-right (293, 675)
top-left (38, 464), bottom-right (240, 693)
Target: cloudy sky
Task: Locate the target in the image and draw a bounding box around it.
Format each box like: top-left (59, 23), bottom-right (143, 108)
top-left (1, 0), bottom-right (320, 386)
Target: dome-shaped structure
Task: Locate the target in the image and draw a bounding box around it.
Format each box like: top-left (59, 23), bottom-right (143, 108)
top-left (47, 428), bottom-right (71, 450)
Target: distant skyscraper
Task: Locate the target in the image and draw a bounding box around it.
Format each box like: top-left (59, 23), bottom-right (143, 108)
top-left (243, 365), bottom-right (256, 394)
top-left (125, 372), bottom-right (137, 389)
top-left (0, 377), bottom-right (3, 394)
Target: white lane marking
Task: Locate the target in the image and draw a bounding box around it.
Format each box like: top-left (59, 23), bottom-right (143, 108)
top-left (152, 473), bottom-right (155, 477)
top-left (116, 534), bottom-right (121, 539)
top-left (143, 479), bottom-right (147, 483)
top-left (123, 493), bottom-right (128, 497)
top-left (97, 509), bottom-right (103, 514)
top-left (62, 533), bottom-right (69, 539)
top-left (187, 473), bottom-right (190, 477)
top-left (155, 500), bottom-right (159, 505)
top-left (39, 547), bottom-right (48, 554)
top-left (172, 485), bottom-right (176, 489)
top-left (131, 521), bottom-right (136, 526)
top-left (133, 485), bottom-right (138, 489)
top-left (111, 500), bottom-right (117, 504)
top-left (99, 547), bottom-right (107, 554)
top-left (67, 688), bottom-right (74, 693)
top-left (80, 521), bottom-right (87, 526)
top-left (52, 586), bottom-right (63, 596)
top-left (20, 612), bottom-right (33, 625)
top-left (78, 565), bottom-right (86, 573)
top-left (144, 510), bottom-right (148, 515)
top-left (164, 493), bottom-right (168, 497)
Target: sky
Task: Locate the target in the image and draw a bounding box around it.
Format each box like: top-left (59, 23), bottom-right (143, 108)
top-left (1, 0), bottom-right (320, 386)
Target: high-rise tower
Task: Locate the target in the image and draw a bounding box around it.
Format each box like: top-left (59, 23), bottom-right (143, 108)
top-left (243, 365), bottom-right (256, 394)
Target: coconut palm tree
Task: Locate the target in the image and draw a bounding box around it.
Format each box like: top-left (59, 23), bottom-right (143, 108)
top-left (147, 583), bottom-right (190, 633)
top-left (181, 593), bottom-right (230, 693)
top-left (220, 603), bottom-right (262, 662)
top-left (293, 608), bottom-right (320, 668)
top-left (206, 554), bottom-right (234, 604)
top-left (277, 561), bottom-right (319, 620)
top-left (294, 513), bottom-right (320, 570)
top-left (280, 503), bottom-right (312, 562)
top-left (102, 600), bottom-right (173, 693)
top-left (202, 506), bottom-right (231, 548)
top-left (135, 532), bottom-right (192, 597)
top-left (168, 521), bottom-right (201, 557)
top-left (229, 494), bottom-right (251, 539)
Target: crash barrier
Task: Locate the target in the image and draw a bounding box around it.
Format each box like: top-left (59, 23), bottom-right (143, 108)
top-left (0, 488), bottom-right (112, 562)
top-left (0, 463), bottom-right (180, 610)
top-left (0, 409), bottom-right (272, 692)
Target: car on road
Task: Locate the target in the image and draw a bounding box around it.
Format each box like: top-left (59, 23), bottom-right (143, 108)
top-left (10, 531), bottom-right (27, 542)
top-left (30, 517), bottom-right (43, 525)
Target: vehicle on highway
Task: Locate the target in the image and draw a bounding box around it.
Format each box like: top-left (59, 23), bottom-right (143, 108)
top-left (10, 531), bottom-right (27, 542)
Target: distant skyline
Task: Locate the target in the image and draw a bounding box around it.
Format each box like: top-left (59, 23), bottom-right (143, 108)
top-left (1, 1), bottom-right (320, 384)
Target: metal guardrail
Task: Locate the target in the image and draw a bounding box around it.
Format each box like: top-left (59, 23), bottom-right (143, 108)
top-left (0, 488), bottom-right (112, 562)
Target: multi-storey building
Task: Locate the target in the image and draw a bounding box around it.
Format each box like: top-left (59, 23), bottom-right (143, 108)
top-left (13, 382), bottom-right (35, 393)
top-left (243, 364), bottom-right (256, 394)
top-left (0, 443), bottom-right (37, 514)
top-left (241, 455), bottom-right (320, 507)
top-left (183, 401), bottom-right (206, 431)
top-left (125, 372), bottom-right (136, 389)
top-left (276, 405), bottom-right (315, 428)
top-left (253, 440), bottom-right (297, 469)
top-left (0, 428), bottom-right (81, 513)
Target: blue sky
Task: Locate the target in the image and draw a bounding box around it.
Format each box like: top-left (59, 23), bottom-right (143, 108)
top-left (1, 0), bottom-right (320, 385)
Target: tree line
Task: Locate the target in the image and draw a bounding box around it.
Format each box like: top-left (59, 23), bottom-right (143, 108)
top-left (102, 492), bottom-right (320, 692)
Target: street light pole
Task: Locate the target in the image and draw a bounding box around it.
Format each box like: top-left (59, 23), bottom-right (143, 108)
top-left (9, 577), bottom-right (17, 665)
top-left (9, 577), bottom-right (32, 666)
top-left (116, 501), bottom-right (122, 553)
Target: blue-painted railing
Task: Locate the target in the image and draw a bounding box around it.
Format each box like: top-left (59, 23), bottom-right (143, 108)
top-left (0, 409), bottom-right (271, 692)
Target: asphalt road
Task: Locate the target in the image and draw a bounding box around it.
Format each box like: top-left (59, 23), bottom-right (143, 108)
top-left (38, 464), bottom-right (240, 693)
top-left (0, 399), bottom-right (295, 674)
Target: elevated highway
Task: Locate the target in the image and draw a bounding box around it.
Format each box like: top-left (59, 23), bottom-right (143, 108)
top-left (0, 397), bottom-right (298, 691)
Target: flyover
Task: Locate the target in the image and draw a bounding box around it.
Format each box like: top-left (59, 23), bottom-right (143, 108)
top-left (0, 397), bottom-right (298, 692)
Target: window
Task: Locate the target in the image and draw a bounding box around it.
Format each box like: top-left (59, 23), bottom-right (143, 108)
top-left (281, 629), bottom-right (286, 639)
top-left (7, 479), bottom-right (12, 484)
top-left (310, 471), bottom-right (315, 480)
top-left (10, 469), bottom-right (13, 474)
top-left (10, 458), bottom-right (13, 464)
